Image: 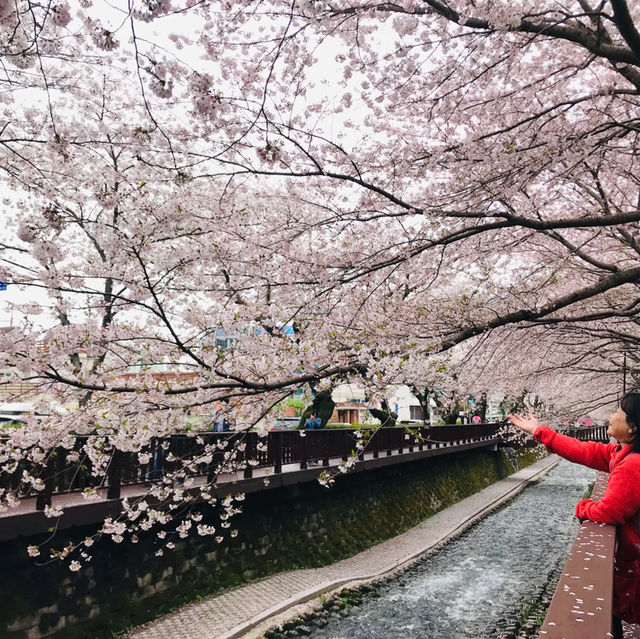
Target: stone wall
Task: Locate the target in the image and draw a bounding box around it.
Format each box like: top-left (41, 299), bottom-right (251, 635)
top-left (0, 447), bottom-right (540, 639)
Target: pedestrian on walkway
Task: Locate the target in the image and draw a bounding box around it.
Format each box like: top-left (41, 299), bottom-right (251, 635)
top-left (509, 393), bottom-right (640, 639)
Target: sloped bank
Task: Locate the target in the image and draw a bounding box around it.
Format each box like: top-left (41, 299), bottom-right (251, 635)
top-left (0, 446), bottom-right (542, 639)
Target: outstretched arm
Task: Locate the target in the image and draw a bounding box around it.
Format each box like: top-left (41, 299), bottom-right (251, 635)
top-left (510, 413), bottom-right (615, 472)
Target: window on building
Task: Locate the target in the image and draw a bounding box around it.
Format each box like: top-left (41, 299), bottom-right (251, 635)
top-left (409, 405), bottom-right (424, 420)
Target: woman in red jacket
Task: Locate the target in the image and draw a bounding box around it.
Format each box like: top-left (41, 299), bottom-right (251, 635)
top-left (509, 393), bottom-right (640, 639)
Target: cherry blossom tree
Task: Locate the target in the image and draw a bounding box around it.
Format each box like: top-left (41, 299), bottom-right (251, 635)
top-left (1, 0), bottom-right (639, 564)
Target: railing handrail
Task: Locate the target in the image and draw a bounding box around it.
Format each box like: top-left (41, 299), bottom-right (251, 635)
top-left (538, 471), bottom-right (616, 639)
top-left (0, 423), bottom-right (503, 508)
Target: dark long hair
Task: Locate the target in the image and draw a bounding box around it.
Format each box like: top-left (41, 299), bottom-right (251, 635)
top-left (620, 392), bottom-right (640, 453)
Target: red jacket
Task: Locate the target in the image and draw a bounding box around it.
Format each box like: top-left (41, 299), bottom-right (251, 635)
top-left (534, 425), bottom-right (640, 621)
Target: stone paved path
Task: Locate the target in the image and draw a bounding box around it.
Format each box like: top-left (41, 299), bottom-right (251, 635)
top-left (126, 455), bottom-right (559, 639)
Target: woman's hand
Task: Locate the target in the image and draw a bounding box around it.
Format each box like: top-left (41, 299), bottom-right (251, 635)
top-left (508, 413), bottom-right (541, 436)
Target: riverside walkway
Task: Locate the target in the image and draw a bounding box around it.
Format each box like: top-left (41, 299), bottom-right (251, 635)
top-left (126, 455), bottom-right (561, 639)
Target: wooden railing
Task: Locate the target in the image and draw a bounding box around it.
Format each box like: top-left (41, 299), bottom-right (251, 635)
top-left (1, 423), bottom-right (502, 509)
top-left (566, 424), bottom-right (609, 442)
top-left (0, 423), bottom-right (609, 513)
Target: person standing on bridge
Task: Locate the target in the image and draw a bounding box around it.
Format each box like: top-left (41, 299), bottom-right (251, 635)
top-left (509, 393), bottom-right (640, 639)
top-left (304, 411), bottom-right (321, 430)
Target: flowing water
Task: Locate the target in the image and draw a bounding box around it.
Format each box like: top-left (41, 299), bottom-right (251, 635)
top-left (308, 460), bottom-right (595, 639)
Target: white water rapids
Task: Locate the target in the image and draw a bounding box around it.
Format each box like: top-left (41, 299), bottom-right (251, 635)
top-left (308, 460), bottom-right (595, 638)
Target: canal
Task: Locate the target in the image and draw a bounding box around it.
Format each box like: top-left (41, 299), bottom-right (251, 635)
top-left (305, 460), bottom-right (595, 639)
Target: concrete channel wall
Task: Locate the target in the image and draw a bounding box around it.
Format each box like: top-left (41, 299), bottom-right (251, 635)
top-left (0, 446), bottom-right (541, 639)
